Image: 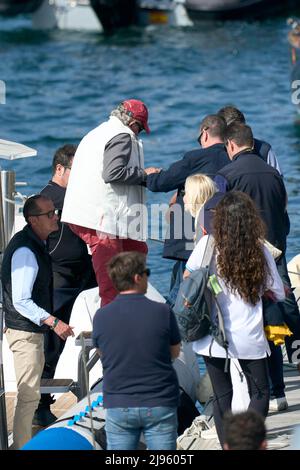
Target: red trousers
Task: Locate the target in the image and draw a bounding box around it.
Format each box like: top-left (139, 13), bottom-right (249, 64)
top-left (69, 224), bottom-right (148, 306)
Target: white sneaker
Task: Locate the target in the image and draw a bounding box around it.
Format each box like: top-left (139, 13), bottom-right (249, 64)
top-left (269, 397), bottom-right (288, 412)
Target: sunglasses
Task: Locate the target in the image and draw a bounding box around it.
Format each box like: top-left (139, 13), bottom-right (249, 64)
top-left (139, 268), bottom-right (151, 277)
top-left (29, 209), bottom-right (59, 219)
top-left (197, 127), bottom-right (209, 145)
top-left (134, 121), bottom-right (144, 133)
top-left (197, 130), bottom-right (204, 145)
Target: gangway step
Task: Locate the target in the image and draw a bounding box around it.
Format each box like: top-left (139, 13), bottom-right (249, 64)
top-left (75, 330), bottom-right (93, 347)
top-left (40, 378), bottom-right (74, 394)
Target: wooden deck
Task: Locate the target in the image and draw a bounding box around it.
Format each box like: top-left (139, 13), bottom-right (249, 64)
top-left (5, 391), bottom-right (77, 444)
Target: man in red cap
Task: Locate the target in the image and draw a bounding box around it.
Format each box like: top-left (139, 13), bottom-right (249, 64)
top-left (121, 99), bottom-right (151, 134)
top-left (61, 99), bottom-right (160, 306)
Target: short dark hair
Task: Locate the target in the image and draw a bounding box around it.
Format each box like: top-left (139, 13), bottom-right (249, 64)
top-left (52, 144), bottom-right (77, 175)
top-left (108, 251), bottom-right (147, 292)
top-left (217, 106), bottom-right (246, 125)
top-left (224, 122), bottom-right (254, 149)
top-left (223, 410), bottom-right (266, 450)
top-left (200, 114), bottom-right (226, 141)
top-left (23, 195), bottom-right (51, 223)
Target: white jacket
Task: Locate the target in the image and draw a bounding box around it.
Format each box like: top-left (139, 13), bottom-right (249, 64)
top-left (62, 116), bottom-right (146, 241)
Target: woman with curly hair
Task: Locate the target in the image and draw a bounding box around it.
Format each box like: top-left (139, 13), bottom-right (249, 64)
top-left (184, 191), bottom-right (285, 448)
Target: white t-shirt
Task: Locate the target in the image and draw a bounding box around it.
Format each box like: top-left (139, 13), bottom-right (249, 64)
top-left (186, 236), bottom-right (286, 359)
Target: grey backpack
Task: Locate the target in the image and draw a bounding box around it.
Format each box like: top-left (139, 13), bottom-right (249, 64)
top-left (173, 236), bottom-right (229, 365)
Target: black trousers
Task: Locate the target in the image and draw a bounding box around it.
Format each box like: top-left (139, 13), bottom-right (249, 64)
top-left (203, 355), bottom-right (270, 448)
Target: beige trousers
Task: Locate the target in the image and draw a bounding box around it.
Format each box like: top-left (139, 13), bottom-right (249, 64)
top-left (6, 328), bottom-right (45, 449)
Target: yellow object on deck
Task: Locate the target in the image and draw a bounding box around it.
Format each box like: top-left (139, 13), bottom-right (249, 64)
top-left (264, 324), bottom-right (293, 346)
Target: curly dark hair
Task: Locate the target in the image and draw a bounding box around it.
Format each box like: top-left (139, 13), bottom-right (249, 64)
top-left (213, 191), bottom-right (269, 305)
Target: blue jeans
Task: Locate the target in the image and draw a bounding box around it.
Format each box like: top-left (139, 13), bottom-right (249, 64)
top-left (105, 407), bottom-right (178, 450)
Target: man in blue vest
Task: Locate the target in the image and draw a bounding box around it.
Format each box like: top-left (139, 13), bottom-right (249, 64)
top-left (2, 195), bottom-right (74, 449)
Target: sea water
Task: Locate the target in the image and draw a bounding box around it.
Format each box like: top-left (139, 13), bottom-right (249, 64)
top-left (0, 16), bottom-right (299, 297)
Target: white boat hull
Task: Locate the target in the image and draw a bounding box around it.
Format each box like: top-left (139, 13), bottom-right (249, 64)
top-left (32, 0), bottom-right (102, 31)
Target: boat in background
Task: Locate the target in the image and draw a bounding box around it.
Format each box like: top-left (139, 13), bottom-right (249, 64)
top-left (32, 0), bottom-right (193, 32)
top-left (1, 0), bottom-right (300, 32)
top-left (288, 17), bottom-right (300, 113)
top-left (186, 0), bottom-right (300, 21)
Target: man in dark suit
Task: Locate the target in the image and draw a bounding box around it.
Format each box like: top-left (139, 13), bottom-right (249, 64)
top-left (146, 114), bottom-right (229, 305)
top-left (216, 122), bottom-right (299, 412)
top-left (217, 105), bottom-right (282, 174)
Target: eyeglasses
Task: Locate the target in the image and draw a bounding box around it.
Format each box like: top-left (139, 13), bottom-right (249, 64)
top-left (134, 121), bottom-right (144, 133)
top-left (64, 166), bottom-right (72, 170)
top-left (197, 131), bottom-right (204, 145)
top-left (139, 268), bottom-right (151, 277)
top-left (29, 209), bottom-right (59, 219)
top-left (197, 127), bottom-right (209, 146)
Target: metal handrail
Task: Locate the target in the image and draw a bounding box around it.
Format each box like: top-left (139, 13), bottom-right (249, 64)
top-left (1, 172), bottom-right (15, 249)
top-left (0, 299), bottom-right (8, 450)
top-left (0, 177), bottom-right (6, 253)
top-left (75, 332), bottom-right (101, 400)
top-left (0, 173), bottom-right (8, 449)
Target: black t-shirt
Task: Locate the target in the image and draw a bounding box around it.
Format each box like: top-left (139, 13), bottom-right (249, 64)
top-left (92, 293), bottom-right (181, 409)
top-left (40, 180), bottom-right (92, 283)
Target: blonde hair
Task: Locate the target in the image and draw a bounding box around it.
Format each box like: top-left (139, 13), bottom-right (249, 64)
top-left (184, 174), bottom-right (217, 225)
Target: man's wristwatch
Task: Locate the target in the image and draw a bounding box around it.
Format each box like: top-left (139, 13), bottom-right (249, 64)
top-left (50, 317), bottom-right (59, 330)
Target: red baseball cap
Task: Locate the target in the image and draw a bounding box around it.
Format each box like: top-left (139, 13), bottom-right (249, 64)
top-left (122, 99), bottom-right (150, 134)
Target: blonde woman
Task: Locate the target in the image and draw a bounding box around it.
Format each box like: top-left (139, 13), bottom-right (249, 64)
top-left (183, 174), bottom-right (222, 242)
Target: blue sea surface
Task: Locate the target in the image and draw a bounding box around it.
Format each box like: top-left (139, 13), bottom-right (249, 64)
top-left (0, 16), bottom-right (299, 296)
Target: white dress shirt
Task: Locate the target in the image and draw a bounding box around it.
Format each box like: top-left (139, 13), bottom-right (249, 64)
top-left (11, 246), bottom-right (51, 326)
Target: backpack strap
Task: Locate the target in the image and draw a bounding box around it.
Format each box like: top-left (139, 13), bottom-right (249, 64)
top-left (194, 207), bottom-right (207, 245)
top-left (209, 288), bottom-right (229, 373)
top-left (201, 238), bottom-right (229, 372)
top-left (200, 235), bottom-right (229, 372)
top-left (200, 235), bottom-right (215, 268)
